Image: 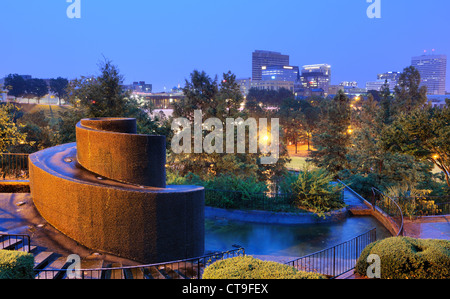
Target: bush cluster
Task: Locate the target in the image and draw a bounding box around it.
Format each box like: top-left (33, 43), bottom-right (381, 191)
top-left (0, 250), bottom-right (35, 279)
top-left (291, 167), bottom-right (345, 218)
top-left (202, 256), bottom-right (326, 279)
top-left (355, 237), bottom-right (450, 279)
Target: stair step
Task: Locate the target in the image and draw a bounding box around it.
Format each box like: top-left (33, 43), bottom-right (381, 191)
top-left (124, 267), bottom-right (145, 279)
top-left (157, 267), bottom-right (174, 279)
top-left (0, 238), bottom-right (23, 250)
top-left (35, 257), bottom-right (70, 279)
top-left (69, 259), bottom-right (104, 279)
top-left (164, 267), bottom-right (185, 279)
top-left (34, 251), bottom-right (55, 270)
top-left (103, 263), bottom-right (125, 279)
top-left (146, 266), bottom-right (166, 279)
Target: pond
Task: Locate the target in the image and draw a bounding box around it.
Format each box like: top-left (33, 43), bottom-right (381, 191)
top-left (205, 215), bottom-right (391, 258)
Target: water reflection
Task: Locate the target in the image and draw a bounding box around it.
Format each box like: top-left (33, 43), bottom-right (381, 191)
top-left (205, 216), bottom-right (391, 258)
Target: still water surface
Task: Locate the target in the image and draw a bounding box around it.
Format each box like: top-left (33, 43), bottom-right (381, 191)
top-left (205, 216), bottom-right (391, 258)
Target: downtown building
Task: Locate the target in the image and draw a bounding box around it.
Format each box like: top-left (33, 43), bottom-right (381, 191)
top-left (300, 64), bottom-right (331, 93)
top-left (412, 53), bottom-right (447, 95)
top-left (252, 50), bottom-right (290, 81)
top-left (366, 71), bottom-right (400, 92)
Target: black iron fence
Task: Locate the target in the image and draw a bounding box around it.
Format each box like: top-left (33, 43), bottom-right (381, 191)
top-left (371, 187), bottom-right (404, 236)
top-left (285, 228), bottom-right (377, 278)
top-left (0, 153), bottom-right (29, 180)
top-left (35, 247), bottom-right (245, 280)
top-left (396, 196), bottom-right (450, 216)
top-left (0, 233), bottom-right (31, 252)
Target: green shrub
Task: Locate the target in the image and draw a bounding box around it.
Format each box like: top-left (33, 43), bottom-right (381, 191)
top-left (355, 237), bottom-right (450, 279)
top-left (291, 167), bottom-right (345, 218)
top-left (202, 256), bottom-right (326, 279)
top-left (0, 250), bottom-right (35, 279)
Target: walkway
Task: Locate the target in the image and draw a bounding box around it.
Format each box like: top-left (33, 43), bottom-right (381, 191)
top-left (342, 187), bottom-right (373, 215)
top-left (403, 216), bottom-right (450, 240)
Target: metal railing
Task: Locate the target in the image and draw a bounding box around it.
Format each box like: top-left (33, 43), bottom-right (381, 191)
top-left (0, 233), bottom-right (31, 252)
top-left (35, 247), bottom-right (245, 280)
top-left (285, 228), bottom-right (377, 278)
top-left (397, 196), bottom-right (450, 216)
top-left (0, 153), bottom-right (29, 180)
top-left (371, 187), bottom-right (404, 236)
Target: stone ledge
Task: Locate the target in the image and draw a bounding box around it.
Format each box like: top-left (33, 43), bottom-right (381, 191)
top-left (0, 180), bottom-right (30, 193)
top-left (205, 206), bottom-right (349, 225)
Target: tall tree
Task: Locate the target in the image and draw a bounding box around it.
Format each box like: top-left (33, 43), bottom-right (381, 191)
top-left (50, 77), bottom-right (69, 105)
top-left (3, 74), bottom-right (27, 98)
top-left (173, 70), bottom-right (219, 121)
top-left (0, 103), bottom-right (27, 153)
top-left (393, 66), bottom-right (428, 114)
top-left (346, 94), bottom-right (431, 193)
top-left (170, 70), bottom-right (288, 183)
top-left (310, 90), bottom-right (352, 176)
top-left (278, 97), bottom-right (304, 154)
top-left (382, 105), bottom-right (450, 188)
top-left (24, 79), bottom-right (48, 104)
top-left (57, 58), bottom-right (160, 144)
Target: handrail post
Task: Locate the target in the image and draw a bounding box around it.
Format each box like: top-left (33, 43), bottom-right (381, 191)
top-left (332, 246), bottom-right (336, 277)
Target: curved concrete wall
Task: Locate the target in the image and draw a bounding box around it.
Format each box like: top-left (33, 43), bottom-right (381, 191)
top-left (29, 118), bottom-right (205, 264)
top-left (29, 143), bottom-right (205, 263)
top-left (76, 118), bottom-right (166, 188)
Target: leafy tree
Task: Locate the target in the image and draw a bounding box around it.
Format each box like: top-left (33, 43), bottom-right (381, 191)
top-left (0, 103), bottom-right (27, 153)
top-left (310, 90), bottom-right (352, 176)
top-left (50, 77), bottom-right (69, 105)
top-left (56, 58), bottom-right (160, 144)
top-left (278, 97), bottom-right (304, 154)
top-left (170, 70), bottom-right (289, 184)
top-left (344, 94), bottom-right (433, 197)
top-left (66, 60), bottom-right (128, 117)
top-left (3, 74), bottom-right (27, 98)
top-left (15, 110), bottom-right (55, 153)
top-left (393, 66), bottom-right (428, 114)
top-left (4, 75), bottom-right (49, 104)
top-left (382, 105), bottom-right (450, 188)
top-left (173, 70), bottom-right (219, 121)
top-left (24, 79), bottom-right (48, 104)
top-left (290, 166), bottom-right (345, 218)
top-left (299, 98), bottom-right (321, 151)
top-left (247, 87), bottom-right (294, 107)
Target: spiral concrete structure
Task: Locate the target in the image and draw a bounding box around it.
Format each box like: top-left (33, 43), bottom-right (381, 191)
top-left (29, 118), bottom-right (205, 264)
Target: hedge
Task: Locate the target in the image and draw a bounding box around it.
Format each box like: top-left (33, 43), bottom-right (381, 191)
top-left (202, 256), bottom-right (326, 279)
top-left (355, 237), bottom-right (450, 279)
top-left (0, 250), bottom-right (35, 279)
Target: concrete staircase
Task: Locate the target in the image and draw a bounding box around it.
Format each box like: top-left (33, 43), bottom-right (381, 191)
top-left (1, 235), bottom-right (200, 279)
top-left (343, 188), bottom-right (373, 216)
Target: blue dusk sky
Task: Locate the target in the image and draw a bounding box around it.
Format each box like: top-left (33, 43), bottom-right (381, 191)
top-left (1, 0), bottom-right (449, 92)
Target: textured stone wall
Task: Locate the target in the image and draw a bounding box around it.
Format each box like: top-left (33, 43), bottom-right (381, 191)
top-left (76, 118), bottom-right (166, 188)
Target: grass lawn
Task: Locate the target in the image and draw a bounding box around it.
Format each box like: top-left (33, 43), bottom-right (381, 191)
top-left (287, 156), bottom-right (314, 171)
top-left (19, 103), bottom-right (71, 119)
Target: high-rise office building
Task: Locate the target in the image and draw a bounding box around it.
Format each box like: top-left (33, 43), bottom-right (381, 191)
top-left (300, 64), bottom-right (331, 92)
top-left (366, 71), bottom-right (399, 92)
top-left (252, 50), bottom-right (289, 81)
top-left (261, 65), bottom-right (300, 82)
top-left (377, 71), bottom-right (400, 82)
top-left (411, 54), bottom-right (447, 95)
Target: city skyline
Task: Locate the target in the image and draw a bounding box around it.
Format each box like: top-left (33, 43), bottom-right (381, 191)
top-left (1, 0), bottom-right (450, 93)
